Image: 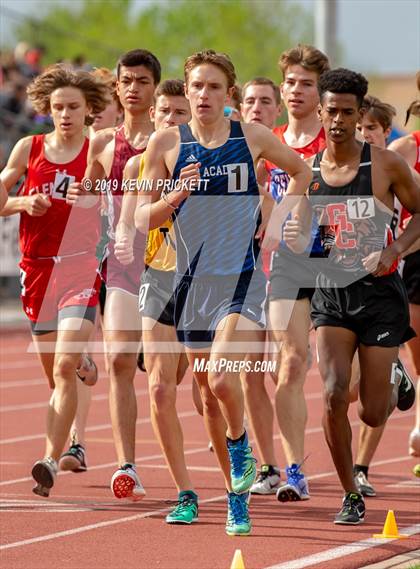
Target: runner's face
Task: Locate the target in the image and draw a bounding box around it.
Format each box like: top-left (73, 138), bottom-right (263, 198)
top-left (92, 97), bottom-right (121, 131)
top-left (117, 65), bottom-right (156, 114)
top-left (241, 84), bottom-right (280, 128)
top-left (357, 114), bottom-right (389, 148)
top-left (281, 65), bottom-right (319, 119)
top-left (50, 86), bottom-right (89, 136)
top-left (185, 64), bottom-right (232, 123)
top-left (151, 94), bottom-right (191, 130)
top-left (319, 92), bottom-right (361, 143)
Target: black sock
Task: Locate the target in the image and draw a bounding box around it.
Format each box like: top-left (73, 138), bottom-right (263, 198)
top-left (121, 463), bottom-right (135, 471)
top-left (353, 464), bottom-right (369, 477)
top-left (179, 490), bottom-right (198, 502)
top-left (227, 430), bottom-right (246, 445)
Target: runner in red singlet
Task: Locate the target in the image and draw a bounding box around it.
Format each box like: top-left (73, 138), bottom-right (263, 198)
top-left (250, 45), bottom-right (330, 502)
top-left (59, 67), bottom-right (123, 475)
top-left (76, 49), bottom-right (160, 501)
top-left (388, 79), bottom-right (420, 458)
top-left (0, 64), bottom-right (108, 496)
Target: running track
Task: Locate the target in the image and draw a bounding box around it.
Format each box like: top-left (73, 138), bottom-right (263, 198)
top-left (0, 328), bottom-right (419, 569)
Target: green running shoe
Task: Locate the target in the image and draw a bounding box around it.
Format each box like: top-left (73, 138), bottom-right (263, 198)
top-left (227, 431), bottom-right (257, 494)
top-left (226, 492), bottom-right (251, 536)
top-left (166, 491), bottom-right (198, 524)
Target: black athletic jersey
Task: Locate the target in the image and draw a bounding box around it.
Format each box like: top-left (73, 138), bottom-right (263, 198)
top-left (308, 143), bottom-right (398, 284)
top-left (171, 121), bottom-right (261, 277)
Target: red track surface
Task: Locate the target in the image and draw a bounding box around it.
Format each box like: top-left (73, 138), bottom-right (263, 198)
top-left (0, 328), bottom-right (419, 569)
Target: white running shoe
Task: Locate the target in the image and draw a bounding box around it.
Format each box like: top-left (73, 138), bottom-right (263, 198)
top-left (250, 465), bottom-right (281, 495)
top-left (354, 471), bottom-right (376, 497)
top-left (76, 354), bottom-right (98, 387)
top-left (409, 429), bottom-right (420, 457)
top-left (111, 464), bottom-right (146, 501)
top-left (32, 457), bottom-right (58, 497)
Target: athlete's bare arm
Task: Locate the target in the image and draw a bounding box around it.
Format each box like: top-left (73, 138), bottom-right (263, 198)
top-left (388, 134), bottom-right (417, 168)
top-left (84, 128), bottom-right (115, 183)
top-left (135, 128), bottom-right (190, 232)
top-left (244, 123), bottom-right (312, 251)
top-left (0, 136), bottom-right (52, 217)
top-left (0, 180), bottom-right (7, 212)
top-left (363, 147), bottom-right (420, 276)
top-left (114, 154), bottom-right (142, 265)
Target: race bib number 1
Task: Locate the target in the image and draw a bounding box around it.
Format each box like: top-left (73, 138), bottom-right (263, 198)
top-left (52, 171), bottom-right (75, 201)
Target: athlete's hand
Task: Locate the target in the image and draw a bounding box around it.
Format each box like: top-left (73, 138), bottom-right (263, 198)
top-left (362, 246), bottom-right (398, 277)
top-left (283, 214), bottom-right (306, 252)
top-left (165, 163), bottom-right (201, 208)
top-left (66, 181), bottom-right (98, 208)
top-left (24, 193), bottom-right (51, 216)
top-left (114, 222), bottom-right (135, 265)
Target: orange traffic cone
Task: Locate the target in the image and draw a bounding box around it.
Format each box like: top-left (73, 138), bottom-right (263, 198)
top-left (230, 549), bottom-right (246, 569)
top-left (373, 510), bottom-right (408, 539)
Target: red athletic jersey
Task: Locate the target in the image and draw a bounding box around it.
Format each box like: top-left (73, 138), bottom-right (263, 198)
top-left (265, 124), bottom-right (326, 177)
top-left (399, 131), bottom-right (420, 230)
top-left (18, 135), bottom-right (99, 258)
top-left (261, 124), bottom-right (326, 274)
top-left (106, 125), bottom-right (146, 250)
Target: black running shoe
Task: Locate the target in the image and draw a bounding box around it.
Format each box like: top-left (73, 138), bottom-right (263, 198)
top-left (334, 492), bottom-right (365, 525)
top-left (59, 444), bottom-right (87, 472)
top-left (137, 344), bottom-right (146, 372)
top-left (396, 358), bottom-right (415, 411)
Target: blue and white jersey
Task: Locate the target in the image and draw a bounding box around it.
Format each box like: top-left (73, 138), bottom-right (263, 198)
top-left (172, 121), bottom-right (261, 277)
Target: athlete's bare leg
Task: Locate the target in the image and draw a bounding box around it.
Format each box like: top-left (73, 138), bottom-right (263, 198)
top-left (144, 318), bottom-right (194, 492)
top-left (103, 289), bottom-right (141, 466)
top-left (358, 345), bottom-right (400, 427)
top-left (241, 327), bottom-right (277, 466)
top-left (186, 351), bottom-right (230, 489)
top-left (39, 318), bottom-right (94, 461)
top-left (270, 298), bottom-right (310, 468)
top-left (406, 303), bottom-right (420, 456)
top-left (316, 326), bottom-right (359, 493)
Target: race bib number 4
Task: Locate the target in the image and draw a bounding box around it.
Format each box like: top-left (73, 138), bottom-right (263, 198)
top-left (52, 171), bottom-right (75, 201)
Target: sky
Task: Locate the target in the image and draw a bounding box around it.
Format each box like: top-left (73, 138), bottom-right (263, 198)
top-left (1, 0), bottom-right (419, 75)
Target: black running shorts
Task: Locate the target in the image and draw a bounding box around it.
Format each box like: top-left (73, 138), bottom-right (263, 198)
top-left (311, 271), bottom-right (415, 346)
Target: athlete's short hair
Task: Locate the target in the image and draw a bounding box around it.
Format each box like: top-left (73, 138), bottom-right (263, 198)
top-left (405, 71), bottom-right (420, 125)
top-left (242, 77), bottom-right (281, 106)
top-left (91, 67), bottom-right (123, 111)
top-left (279, 44), bottom-right (330, 79)
top-left (318, 68), bottom-right (368, 108)
top-left (361, 95), bottom-right (396, 131)
top-left (27, 64), bottom-right (109, 126)
top-left (116, 49), bottom-right (161, 84)
top-left (184, 50), bottom-right (236, 89)
top-left (154, 79), bottom-right (185, 101)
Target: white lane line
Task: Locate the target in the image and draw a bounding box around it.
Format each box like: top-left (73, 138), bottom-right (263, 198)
top-left (0, 407), bottom-right (198, 446)
top-left (0, 381), bottom-right (192, 412)
top-left (0, 360), bottom-right (40, 369)
top-left (140, 464), bottom-right (220, 473)
top-left (0, 493), bottom-right (226, 551)
top-left (265, 525), bottom-right (420, 569)
top-left (0, 439), bottom-right (210, 487)
top-left (0, 379), bottom-right (45, 389)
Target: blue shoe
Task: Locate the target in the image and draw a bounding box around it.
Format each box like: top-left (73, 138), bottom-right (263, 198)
top-left (227, 431), bottom-right (257, 494)
top-left (276, 463), bottom-right (310, 502)
top-left (226, 492), bottom-right (251, 536)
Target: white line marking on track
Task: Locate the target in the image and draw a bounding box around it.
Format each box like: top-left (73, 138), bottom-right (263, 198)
top-left (264, 524), bottom-right (420, 569)
top-left (0, 439), bottom-right (212, 487)
top-left (140, 464), bottom-right (221, 473)
top-left (0, 493), bottom-right (226, 551)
